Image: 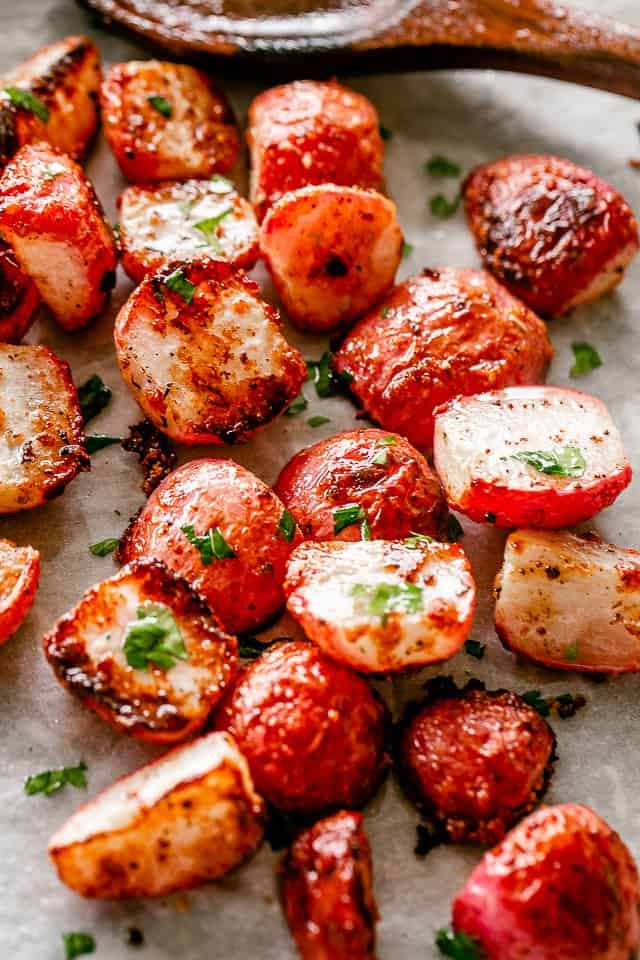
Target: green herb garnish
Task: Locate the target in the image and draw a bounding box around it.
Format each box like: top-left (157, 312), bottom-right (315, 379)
top-left (430, 193), bottom-right (461, 219)
top-left (285, 393), bottom-right (308, 416)
top-left (435, 927), bottom-right (482, 959)
top-left (401, 241), bottom-right (414, 259)
top-left (123, 602), bottom-right (187, 671)
top-left (404, 532), bottom-right (434, 548)
top-left (42, 163), bottom-right (66, 180)
top-left (78, 374), bottom-right (111, 424)
top-left (521, 689), bottom-right (551, 717)
top-left (333, 503), bottom-right (366, 534)
top-left (360, 518), bottom-right (372, 541)
top-left (25, 761), bottom-right (87, 797)
top-left (372, 449), bottom-right (388, 466)
top-left (89, 538), bottom-right (119, 557)
top-left (570, 341), bottom-right (602, 378)
top-left (210, 174), bottom-right (233, 193)
top-left (426, 155), bottom-right (461, 178)
top-left (336, 368), bottom-right (354, 388)
top-left (381, 306), bottom-right (390, 318)
top-left (465, 639), bottom-right (486, 660)
top-left (307, 415), bottom-right (331, 428)
top-left (307, 351), bottom-right (336, 398)
top-left (565, 643), bottom-right (579, 662)
top-left (63, 932), bottom-right (95, 959)
top-left (164, 268), bottom-right (197, 304)
top-left (3, 86), bottom-right (49, 122)
top-left (85, 435), bottom-right (121, 455)
top-left (352, 581), bottom-right (423, 623)
top-left (193, 208), bottom-right (233, 250)
top-left (278, 509), bottom-right (296, 543)
top-left (147, 95), bottom-right (172, 117)
top-left (512, 446), bottom-right (586, 478)
top-left (238, 636), bottom-right (289, 659)
top-left (182, 524), bottom-right (236, 564)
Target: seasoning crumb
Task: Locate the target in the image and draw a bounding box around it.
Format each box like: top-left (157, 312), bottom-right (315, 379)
top-left (122, 419), bottom-right (176, 495)
top-left (126, 927), bottom-right (144, 947)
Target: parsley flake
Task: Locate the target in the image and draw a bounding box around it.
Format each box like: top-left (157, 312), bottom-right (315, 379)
top-left (306, 351), bottom-right (336, 398)
top-left (352, 581), bottom-right (423, 623)
top-left (85, 435), bottom-right (121, 455)
top-left (278, 509), bottom-right (296, 543)
top-left (25, 761), bottom-right (87, 797)
top-left (239, 636), bottom-right (290, 659)
top-left (404, 532), bottom-right (434, 548)
top-left (565, 643), bottom-right (579, 662)
top-left (89, 538), bottom-right (119, 557)
top-left (465, 639), bottom-right (486, 660)
top-left (182, 524), bottom-right (236, 564)
top-left (210, 174), bottom-right (234, 193)
top-left (333, 503), bottom-right (366, 534)
top-left (123, 602), bottom-right (187, 671)
top-left (430, 193), bottom-right (461, 219)
top-left (42, 163), bottom-right (66, 180)
top-left (78, 374), bottom-right (111, 424)
top-left (381, 306), bottom-right (390, 317)
top-left (512, 446), bottom-right (586, 478)
top-left (372, 449), bottom-right (388, 466)
top-left (307, 415), bottom-right (331, 428)
top-left (3, 86), bottom-right (49, 122)
top-left (285, 393), bottom-right (308, 416)
top-left (360, 518), bottom-right (372, 541)
top-left (63, 932), bottom-right (95, 959)
top-left (401, 241), bottom-right (414, 259)
top-left (521, 689), bottom-right (551, 717)
top-left (426, 155), bottom-right (461, 177)
top-left (193, 208), bottom-right (233, 250)
top-left (435, 927), bottom-right (482, 959)
top-left (570, 341), bottom-right (602, 378)
top-left (147, 95), bottom-right (172, 117)
top-left (164, 268), bottom-right (197, 304)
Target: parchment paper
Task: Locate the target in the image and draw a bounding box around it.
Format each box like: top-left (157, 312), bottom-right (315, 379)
top-left (2, 1), bottom-right (640, 956)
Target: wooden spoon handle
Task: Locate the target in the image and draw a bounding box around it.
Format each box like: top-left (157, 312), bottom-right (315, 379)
top-left (363, 0), bottom-right (640, 99)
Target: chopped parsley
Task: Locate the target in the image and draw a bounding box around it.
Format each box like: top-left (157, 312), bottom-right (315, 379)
top-left (373, 436), bottom-right (396, 465)
top-left (404, 532), bottom-right (434, 548)
top-left (193, 208), bottom-right (233, 250)
top-left (42, 163), bottom-right (66, 180)
top-left (522, 689), bottom-right (587, 719)
top-left (377, 435), bottom-right (397, 446)
top-left (465, 639), bottom-right (486, 660)
top-left (430, 193), bottom-right (461, 219)
top-left (447, 514), bottom-right (464, 542)
top-left (307, 415), bottom-right (331, 428)
top-left (63, 932), bottom-right (95, 959)
top-left (435, 927), bottom-right (482, 959)
top-left (210, 173), bottom-right (233, 193)
top-left (182, 524), bottom-right (236, 564)
top-left (381, 306), bottom-right (390, 317)
top-left (306, 351), bottom-right (336, 398)
top-left (379, 124), bottom-right (393, 141)
top-left (278, 509), bottom-right (296, 543)
top-left (426, 155), bottom-right (461, 178)
top-left (336, 368), bottom-right (354, 388)
top-left (512, 446), bottom-right (586, 478)
top-left (239, 636), bottom-right (290, 659)
top-left (25, 761), bottom-right (87, 797)
top-left (565, 643), bottom-right (579, 662)
top-left (3, 86), bottom-right (49, 122)
top-left (147, 95), bottom-right (172, 117)
top-left (89, 537), bottom-right (119, 557)
top-left (521, 689), bottom-right (550, 716)
top-left (372, 449), bottom-right (389, 466)
top-left (123, 602), bottom-right (187, 671)
top-left (85, 435), bottom-right (121, 455)
top-left (78, 374), bottom-right (111, 424)
top-left (352, 581), bottom-right (423, 623)
top-left (570, 341), bottom-right (602, 378)
top-left (360, 518), bottom-right (372, 541)
top-left (401, 241), bottom-right (414, 259)
top-left (333, 503), bottom-right (366, 534)
top-left (164, 268), bottom-right (197, 304)
top-left (285, 393), bottom-right (308, 416)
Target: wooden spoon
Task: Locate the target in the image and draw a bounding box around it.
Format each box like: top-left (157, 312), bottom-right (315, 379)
top-left (83, 0), bottom-right (640, 97)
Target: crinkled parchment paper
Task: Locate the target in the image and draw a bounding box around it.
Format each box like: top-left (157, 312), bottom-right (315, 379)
top-left (1, 1), bottom-right (640, 956)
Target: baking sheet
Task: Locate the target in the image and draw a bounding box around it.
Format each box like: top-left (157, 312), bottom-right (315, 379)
top-left (2, 0), bottom-right (640, 956)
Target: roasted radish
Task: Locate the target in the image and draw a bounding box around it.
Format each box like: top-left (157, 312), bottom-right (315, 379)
top-left (284, 539), bottom-right (475, 674)
top-left (0, 241), bottom-right (40, 342)
top-left (0, 142), bottom-right (117, 332)
top-left (281, 811), bottom-right (378, 960)
top-left (450, 803), bottom-right (640, 960)
top-left (117, 177), bottom-right (259, 283)
top-left (247, 80), bottom-right (384, 222)
top-left (100, 60), bottom-right (239, 182)
top-left (114, 259), bottom-right (306, 445)
top-left (463, 154), bottom-right (639, 316)
top-left (275, 428), bottom-right (448, 542)
top-left (49, 731), bottom-right (264, 898)
top-left (397, 683), bottom-right (555, 845)
top-left (43, 559), bottom-right (237, 742)
top-left (260, 184), bottom-right (402, 332)
top-left (0, 36), bottom-right (101, 167)
top-left (214, 640), bottom-right (390, 816)
top-left (496, 529), bottom-right (640, 673)
top-left (0, 538), bottom-right (40, 645)
top-left (0, 343), bottom-right (87, 512)
top-left (119, 459), bottom-right (303, 636)
top-left (332, 268), bottom-right (553, 449)
top-left (433, 386), bottom-right (631, 528)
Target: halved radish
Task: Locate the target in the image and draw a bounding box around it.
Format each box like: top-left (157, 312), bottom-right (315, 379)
top-left (0, 538), bottom-right (40, 644)
top-left (49, 731), bottom-right (264, 898)
top-left (496, 529), bottom-right (640, 673)
top-left (284, 539), bottom-right (475, 673)
top-left (433, 386), bottom-right (631, 528)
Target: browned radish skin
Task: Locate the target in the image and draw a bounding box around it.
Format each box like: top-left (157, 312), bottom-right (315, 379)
top-left (43, 559), bottom-right (237, 743)
top-left (496, 529), bottom-right (640, 673)
top-left (284, 539), bottom-right (475, 674)
top-left (463, 154), bottom-right (639, 316)
top-left (0, 539), bottom-right (40, 645)
top-left (49, 731), bottom-right (265, 898)
top-left (100, 61), bottom-right (239, 182)
top-left (274, 428), bottom-right (449, 542)
top-left (0, 36), bottom-right (101, 167)
top-left (260, 184), bottom-right (403, 332)
top-left (0, 142), bottom-right (117, 332)
top-left (247, 80), bottom-right (384, 222)
top-left (119, 459), bottom-right (303, 636)
top-left (114, 259), bottom-right (306, 445)
top-left (0, 343), bottom-right (87, 513)
top-left (451, 803), bottom-right (640, 960)
top-left (0, 241), bottom-right (40, 342)
top-left (117, 178), bottom-right (259, 283)
top-left (433, 386), bottom-right (631, 528)
top-left (332, 268), bottom-right (553, 450)
top-left (281, 811), bottom-right (378, 960)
